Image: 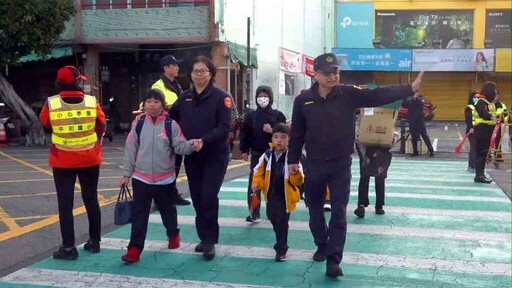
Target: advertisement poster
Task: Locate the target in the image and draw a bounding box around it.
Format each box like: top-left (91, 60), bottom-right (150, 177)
top-left (302, 55), bottom-right (315, 77)
top-left (485, 10), bottom-right (511, 48)
top-left (332, 48), bottom-right (412, 71)
top-left (336, 3), bottom-right (374, 48)
top-left (412, 49), bottom-right (494, 71)
top-left (375, 10), bottom-right (473, 49)
top-left (279, 48), bottom-right (302, 73)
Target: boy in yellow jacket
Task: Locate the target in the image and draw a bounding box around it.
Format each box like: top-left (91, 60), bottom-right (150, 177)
top-left (251, 123), bottom-right (304, 261)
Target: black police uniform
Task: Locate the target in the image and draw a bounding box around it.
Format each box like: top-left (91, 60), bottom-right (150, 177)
top-left (402, 95), bottom-right (434, 155)
top-left (473, 96), bottom-right (496, 182)
top-left (169, 83), bottom-right (231, 254)
top-left (239, 85), bottom-right (286, 220)
top-left (288, 74), bottom-right (414, 266)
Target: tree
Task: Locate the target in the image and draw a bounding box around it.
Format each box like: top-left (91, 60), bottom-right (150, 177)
top-left (0, 0), bottom-right (75, 145)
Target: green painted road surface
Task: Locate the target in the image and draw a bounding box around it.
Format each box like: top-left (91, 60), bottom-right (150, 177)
top-left (0, 159), bottom-right (510, 287)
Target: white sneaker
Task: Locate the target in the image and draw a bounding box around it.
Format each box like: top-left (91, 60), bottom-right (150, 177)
top-left (323, 203), bottom-right (331, 212)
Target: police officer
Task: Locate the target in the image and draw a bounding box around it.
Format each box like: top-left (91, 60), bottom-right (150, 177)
top-left (288, 53), bottom-right (424, 277)
top-left (169, 56), bottom-right (232, 260)
top-left (239, 85), bottom-right (286, 222)
top-left (473, 82), bottom-right (499, 183)
top-left (39, 66), bottom-right (106, 260)
top-left (402, 92), bottom-right (434, 157)
top-left (464, 92), bottom-right (478, 172)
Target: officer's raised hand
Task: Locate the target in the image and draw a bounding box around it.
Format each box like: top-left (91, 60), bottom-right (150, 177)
top-left (411, 71), bottom-right (425, 92)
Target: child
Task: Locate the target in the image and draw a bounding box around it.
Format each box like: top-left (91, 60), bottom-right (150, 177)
top-left (251, 123), bottom-right (304, 261)
top-left (118, 89), bottom-right (196, 263)
top-left (354, 131), bottom-right (399, 218)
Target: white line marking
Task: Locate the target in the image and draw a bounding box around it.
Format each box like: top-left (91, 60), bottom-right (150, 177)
top-left (149, 215), bottom-right (511, 242)
top-left (0, 268), bottom-right (274, 288)
top-left (99, 238), bottom-right (511, 276)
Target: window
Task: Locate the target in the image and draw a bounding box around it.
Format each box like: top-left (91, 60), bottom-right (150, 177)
top-left (81, 0), bottom-right (208, 10)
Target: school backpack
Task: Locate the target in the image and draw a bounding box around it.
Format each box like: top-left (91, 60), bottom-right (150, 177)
top-left (135, 116), bottom-right (174, 145)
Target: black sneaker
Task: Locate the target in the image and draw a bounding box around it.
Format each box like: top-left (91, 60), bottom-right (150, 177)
top-left (354, 205), bottom-right (365, 218)
top-left (474, 175), bottom-right (492, 184)
top-left (175, 193), bottom-right (191, 206)
top-left (83, 240), bottom-right (100, 253)
top-left (325, 257), bottom-right (343, 278)
top-left (375, 206), bottom-right (385, 215)
top-left (194, 242), bottom-right (203, 253)
top-left (411, 152), bottom-right (419, 157)
top-left (429, 151), bottom-right (435, 157)
top-left (275, 252), bottom-right (286, 262)
top-left (245, 215), bottom-right (259, 223)
top-left (53, 247), bottom-right (78, 260)
top-left (202, 244), bottom-right (215, 260)
top-left (312, 245), bottom-right (326, 262)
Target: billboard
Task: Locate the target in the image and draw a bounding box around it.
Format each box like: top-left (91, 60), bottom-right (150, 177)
top-left (336, 3), bottom-right (374, 48)
top-left (332, 48), bottom-right (412, 71)
top-left (375, 10), bottom-right (474, 49)
top-left (412, 49), bottom-right (494, 71)
top-left (485, 10), bottom-right (511, 48)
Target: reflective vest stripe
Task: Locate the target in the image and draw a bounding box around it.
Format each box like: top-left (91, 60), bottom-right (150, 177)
top-left (52, 133), bottom-right (98, 146)
top-left (52, 122), bottom-right (96, 134)
top-left (49, 109), bottom-right (97, 120)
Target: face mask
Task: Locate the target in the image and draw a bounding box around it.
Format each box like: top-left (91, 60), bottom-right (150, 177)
top-left (257, 97), bottom-right (270, 108)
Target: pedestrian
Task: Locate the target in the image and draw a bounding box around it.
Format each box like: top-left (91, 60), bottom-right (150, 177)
top-left (240, 85), bottom-right (286, 222)
top-left (473, 82), bottom-right (499, 183)
top-left (288, 53), bottom-right (424, 277)
top-left (153, 55), bottom-right (190, 206)
top-left (118, 89), bottom-right (195, 263)
top-left (251, 123), bottom-right (303, 261)
top-left (402, 92), bottom-right (434, 157)
top-left (169, 56), bottom-right (232, 260)
top-left (465, 92), bottom-right (478, 173)
top-left (39, 66), bottom-right (106, 260)
top-left (353, 132), bottom-right (399, 218)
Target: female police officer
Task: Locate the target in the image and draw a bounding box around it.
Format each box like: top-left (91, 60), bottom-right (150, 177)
top-left (169, 56), bottom-right (232, 260)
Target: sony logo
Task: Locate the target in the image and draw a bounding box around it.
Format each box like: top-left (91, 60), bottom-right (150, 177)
top-left (488, 13), bottom-right (503, 16)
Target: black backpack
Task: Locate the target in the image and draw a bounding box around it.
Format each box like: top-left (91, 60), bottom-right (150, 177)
top-left (135, 117), bottom-right (174, 145)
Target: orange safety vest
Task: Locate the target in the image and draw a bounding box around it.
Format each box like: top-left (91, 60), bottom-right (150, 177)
top-left (48, 95), bottom-right (98, 151)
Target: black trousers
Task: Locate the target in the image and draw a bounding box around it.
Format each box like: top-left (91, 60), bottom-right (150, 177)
top-left (53, 165), bottom-right (101, 248)
top-left (409, 117), bottom-right (434, 153)
top-left (266, 194), bottom-right (290, 254)
top-left (129, 179), bottom-right (178, 252)
top-left (185, 154), bottom-right (229, 245)
top-left (247, 151), bottom-right (264, 217)
top-left (358, 175), bottom-right (385, 207)
top-left (474, 125), bottom-right (494, 177)
top-left (304, 158), bottom-right (351, 264)
top-left (468, 133), bottom-right (476, 169)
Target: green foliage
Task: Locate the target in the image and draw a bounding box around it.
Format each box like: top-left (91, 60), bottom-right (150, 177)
top-left (0, 0), bottom-right (75, 65)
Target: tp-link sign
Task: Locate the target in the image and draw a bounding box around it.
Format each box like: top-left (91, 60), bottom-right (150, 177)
top-left (336, 3), bottom-right (374, 48)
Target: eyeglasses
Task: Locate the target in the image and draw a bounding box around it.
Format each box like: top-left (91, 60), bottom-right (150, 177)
top-left (319, 71), bottom-right (339, 78)
top-left (192, 69), bottom-right (210, 75)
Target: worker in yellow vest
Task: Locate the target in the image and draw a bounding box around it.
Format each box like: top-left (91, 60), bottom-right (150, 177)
top-left (39, 66), bottom-right (106, 260)
top-left (472, 82), bottom-right (499, 183)
top-left (464, 92), bottom-right (478, 173)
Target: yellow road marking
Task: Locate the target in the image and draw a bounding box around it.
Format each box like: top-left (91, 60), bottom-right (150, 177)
top-left (0, 187), bottom-right (120, 199)
top-left (0, 171), bottom-right (43, 174)
top-left (0, 205), bottom-right (20, 230)
top-left (0, 160), bottom-right (249, 242)
top-left (12, 215), bottom-right (57, 221)
top-left (0, 151), bottom-right (54, 175)
top-left (0, 176), bottom-right (122, 184)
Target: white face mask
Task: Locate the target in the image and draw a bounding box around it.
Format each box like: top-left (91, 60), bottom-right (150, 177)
top-left (257, 97), bottom-right (270, 108)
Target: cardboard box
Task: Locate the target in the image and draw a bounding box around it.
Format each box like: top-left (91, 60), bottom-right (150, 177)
top-left (405, 139), bottom-right (429, 155)
top-left (358, 108), bottom-right (397, 148)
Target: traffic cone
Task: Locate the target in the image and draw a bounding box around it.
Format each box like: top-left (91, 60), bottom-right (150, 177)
top-left (0, 122), bottom-right (7, 147)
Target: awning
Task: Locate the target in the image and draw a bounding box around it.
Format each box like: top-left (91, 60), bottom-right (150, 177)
top-left (227, 41), bottom-right (258, 68)
top-left (18, 47), bottom-right (73, 63)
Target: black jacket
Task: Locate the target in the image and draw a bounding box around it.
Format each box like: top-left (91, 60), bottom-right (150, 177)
top-left (402, 95), bottom-right (425, 120)
top-left (239, 86), bottom-right (286, 153)
top-left (161, 75), bottom-right (183, 96)
top-left (464, 106), bottom-right (474, 134)
top-left (169, 84), bottom-right (232, 157)
top-left (288, 82), bottom-right (414, 164)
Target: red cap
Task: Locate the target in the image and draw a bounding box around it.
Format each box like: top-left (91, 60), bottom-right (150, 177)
top-left (56, 66), bottom-right (88, 85)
